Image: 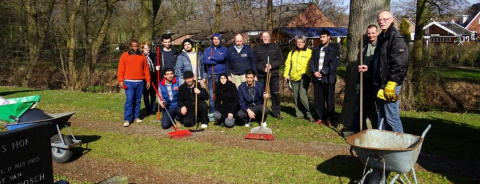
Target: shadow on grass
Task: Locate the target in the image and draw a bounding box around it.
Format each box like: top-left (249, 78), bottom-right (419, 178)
top-left (316, 155), bottom-right (364, 184)
top-left (0, 89), bottom-right (42, 96)
top-left (334, 116), bottom-right (479, 183)
top-left (401, 116), bottom-right (480, 183)
top-left (68, 135), bottom-right (101, 162)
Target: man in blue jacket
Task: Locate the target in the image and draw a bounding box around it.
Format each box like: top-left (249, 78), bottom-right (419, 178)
top-left (237, 69), bottom-right (269, 127)
top-left (158, 68), bottom-right (181, 129)
top-left (309, 30), bottom-right (339, 127)
top-left (203, 33), bottom-right (227, 114)
top-left (225, 34), bottom-right (257, 88)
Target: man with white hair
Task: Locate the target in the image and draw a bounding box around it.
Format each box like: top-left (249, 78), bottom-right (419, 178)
top-left (358, 10), bottom-right (409, 133)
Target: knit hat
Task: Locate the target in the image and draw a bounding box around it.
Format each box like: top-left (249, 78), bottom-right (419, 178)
top-left (183, 70), bottom-right (194, 79)
top-left (183, 38), bottom-right (193, 46)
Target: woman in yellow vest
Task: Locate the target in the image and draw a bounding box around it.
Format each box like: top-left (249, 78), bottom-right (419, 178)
top-left (284, 35), bottom-right (314, 122)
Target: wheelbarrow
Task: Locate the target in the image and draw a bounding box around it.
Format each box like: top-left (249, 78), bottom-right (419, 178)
top-left (346, 124), bottom-right (431, 184)
top-left (0, 95), bottom-right (82, 163)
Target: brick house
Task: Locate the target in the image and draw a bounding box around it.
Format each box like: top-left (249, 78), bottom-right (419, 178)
top-left (423, 21), bottom-right (473, 44)
top-left (461, 3), bottom-right (480, 40)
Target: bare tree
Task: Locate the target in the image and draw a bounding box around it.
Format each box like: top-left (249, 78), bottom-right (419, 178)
top-left (338, 0), bottom-right (390, 130)
top-left (23, 0), bottom-right (55, 87)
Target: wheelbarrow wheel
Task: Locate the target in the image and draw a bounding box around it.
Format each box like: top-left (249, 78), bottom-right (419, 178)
top-left (51, 134), bottom-right (73, 163)
top-left (363, 168), bottom-right (383, 184)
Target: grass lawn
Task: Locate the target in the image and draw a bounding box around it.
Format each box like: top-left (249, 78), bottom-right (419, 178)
top-left (1, 87), bottom-right (479, 183)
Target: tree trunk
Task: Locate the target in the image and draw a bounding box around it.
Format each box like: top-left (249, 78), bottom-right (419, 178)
top-left (401, 0), bottom-right (428, 111)
top-left (140, 0), bottom-right (154, 44)
top-left (267, 0), bottom-right (273, 34)
top-left (66, 0), bottom-right (82, 89)
top-left (212, 0), bottom-right (222, 34)
top-left (23, 0), bottom-right (55, 87)
top-left (338, 0), bottom-right (389, 131)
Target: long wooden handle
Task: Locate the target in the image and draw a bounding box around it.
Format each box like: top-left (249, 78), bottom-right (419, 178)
top-left (194, 43), bottom-right (199, 129)
top-left (359, 6), bottom-right (364, 131)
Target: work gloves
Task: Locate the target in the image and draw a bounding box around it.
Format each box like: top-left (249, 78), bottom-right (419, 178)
top-left (377, 81), bottom-right (398, 101)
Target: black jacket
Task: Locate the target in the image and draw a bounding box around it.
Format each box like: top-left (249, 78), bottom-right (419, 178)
top-left (177, 81), bottom-right (209, 110)
top-left (376, 24), bottom-right (409, 87)
top-left (253, 43), bottom-right (284, 77)
top-left (159, 46), bottom-right (179, 75)
top-left (309, 43), bottom-right (339, 84)
top-left (215, 81), bottom-right (238, 117)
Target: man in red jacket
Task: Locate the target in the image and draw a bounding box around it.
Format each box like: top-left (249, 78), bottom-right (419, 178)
top-left (118, 39), bottom-right (151, 127)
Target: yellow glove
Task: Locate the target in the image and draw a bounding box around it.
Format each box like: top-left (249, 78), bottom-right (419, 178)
top-left (377, 89), bottom-right (387, 100)
top-left (384, 81), bottom-right (398, 101)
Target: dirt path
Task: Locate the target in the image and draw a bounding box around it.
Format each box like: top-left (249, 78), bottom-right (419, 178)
top-left (53, 118), bottom-right (478, 183)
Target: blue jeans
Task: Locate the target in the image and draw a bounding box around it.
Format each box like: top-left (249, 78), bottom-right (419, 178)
top-left (124, 80), bottom-right (144, 122)
top-left (375, 85), bottom-right (403, 133)
top-left (207, 73), bottom-right (219, 113)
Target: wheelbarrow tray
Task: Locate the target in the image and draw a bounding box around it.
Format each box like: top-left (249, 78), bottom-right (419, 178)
top-left (0, 95), bottom-right (40, 123)
top-left (6, 112), bottom-right (75, 131)
top-left (346, 129), bottom-right (424, 174)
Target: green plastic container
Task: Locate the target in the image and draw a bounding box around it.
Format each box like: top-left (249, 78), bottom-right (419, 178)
top-left (0, 95), bottom-right (41, 123)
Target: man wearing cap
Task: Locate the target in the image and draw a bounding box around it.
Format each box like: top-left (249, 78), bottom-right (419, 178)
top-left (175, 38), bottom-right (207, 85)
top-left (309, 30), bottom-right (339, 127)
top-left (177, 70), bottom-right (210, 128)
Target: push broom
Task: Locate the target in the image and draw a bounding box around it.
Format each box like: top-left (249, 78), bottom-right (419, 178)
top-left (151, 82), bottom-right (192, 139)
top-left (245, 57), bottom-right (274, 141)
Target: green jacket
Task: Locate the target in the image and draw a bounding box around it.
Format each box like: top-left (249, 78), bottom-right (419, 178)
top-left (283, 47), bottom-right (312, 81)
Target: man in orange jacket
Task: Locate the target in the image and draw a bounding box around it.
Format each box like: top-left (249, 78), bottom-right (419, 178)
top-left (118, 39), bottom-right (151, 127)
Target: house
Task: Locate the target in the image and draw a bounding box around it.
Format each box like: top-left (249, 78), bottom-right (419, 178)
top-left (423, 21), bottom-right (473, 44)
top-left (461, 3), bottom-right (480, 40)
top-left (168, 3), bottom-right (337, 46)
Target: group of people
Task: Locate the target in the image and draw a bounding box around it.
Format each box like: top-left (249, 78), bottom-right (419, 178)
top-left (117, 10), bottom-right (408, 134)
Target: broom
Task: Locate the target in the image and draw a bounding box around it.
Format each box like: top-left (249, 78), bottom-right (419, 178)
top-left (245, 57), bottom-right (274, 141)
top-left (151, 82), bottom-right (191, 139)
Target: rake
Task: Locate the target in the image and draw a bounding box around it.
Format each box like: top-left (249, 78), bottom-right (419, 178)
top-left (245, 57), bottom-right (274, 141)
top-left (151, 82), bottom-right (191, 139)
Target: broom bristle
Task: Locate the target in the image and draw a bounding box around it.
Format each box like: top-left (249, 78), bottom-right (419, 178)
top-left (169, 130), bottom-right (192, 139)
top-left (245, 133), bottom-right (274, 140)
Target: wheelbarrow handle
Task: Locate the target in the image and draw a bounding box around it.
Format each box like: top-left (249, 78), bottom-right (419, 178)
top-left (421, 124), bottom-right (432, 139)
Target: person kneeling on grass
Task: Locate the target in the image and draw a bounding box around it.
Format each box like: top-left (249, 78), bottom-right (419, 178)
top-left (158, 68), bottom-right (182, 129)
top-left (213, 73), bottom-right (238, 128)
top-left (237, 69), bottom-right (269, 127)
top-left (177, 70), bottom-right (210, 128)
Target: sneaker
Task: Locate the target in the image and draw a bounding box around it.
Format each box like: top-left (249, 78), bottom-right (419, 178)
top-left (201, 124), bottom-right (208, 128)
top-left (262, 122), bottom-right (267, 127)
top-left (308, 117), bottom-right (315, 122)
top-left (134, 118), bottom-right (142, 123)
top-left (244, 122), bottom-right (251, 127)
top-left (123, 121), bottom-right (130, 127)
